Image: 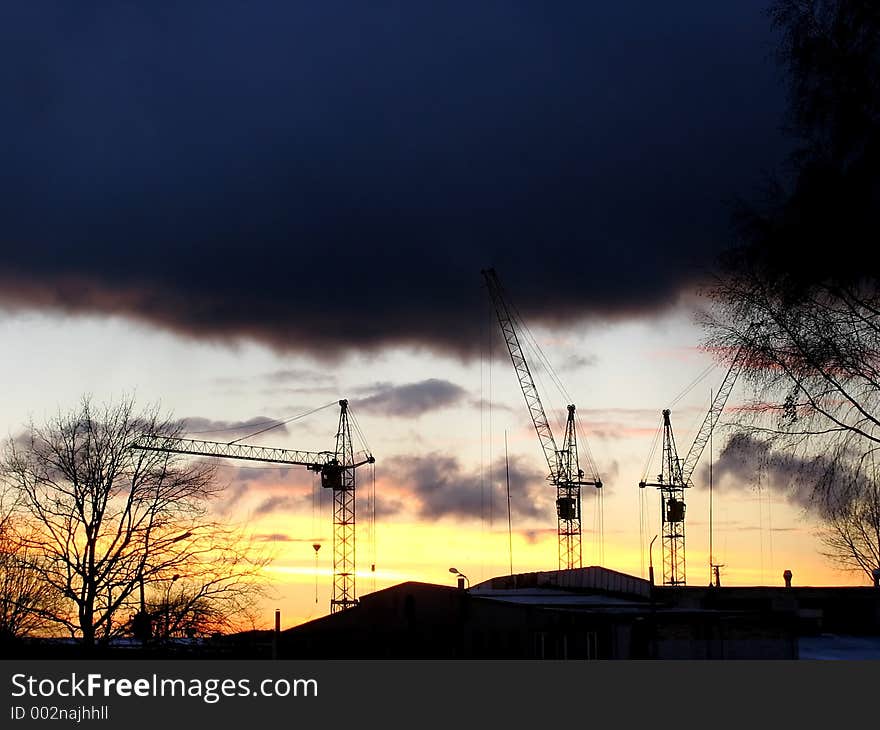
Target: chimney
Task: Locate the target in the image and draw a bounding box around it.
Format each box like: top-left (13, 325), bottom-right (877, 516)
top-left (272, 609), bottom-right (281, 660)
top-left (783, 569), bottom-right (793, 588)
top-left (457, 576), bottom-right (466, 590)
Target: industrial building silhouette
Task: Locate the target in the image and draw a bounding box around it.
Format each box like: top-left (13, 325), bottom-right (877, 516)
top-left (272, 566), bottom-right (880, 659)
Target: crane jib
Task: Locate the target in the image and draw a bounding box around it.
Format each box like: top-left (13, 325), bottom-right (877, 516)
top-left (482, 267), bottom-right (602, 571)
top-left (129, 437), bottom-right (376, 469)
top-left (131, 399), bottom-right (375, 615)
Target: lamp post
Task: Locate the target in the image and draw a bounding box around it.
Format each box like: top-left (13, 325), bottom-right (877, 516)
top-left (648, 535), bottom-right (658, 587)
top-left (134, 531), bottom-right (192, 645)
top-left (163, 574), bottom-right (180, 642)
top-left (449, 567), bottom-right (469, 590)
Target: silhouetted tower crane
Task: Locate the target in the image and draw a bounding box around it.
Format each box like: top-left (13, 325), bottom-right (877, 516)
top-left (639, 347), bottom-right (746, 585)
top-left (132, 399), bottom-right (374, 613)
top-left (482, 268), bottom-right (602, 570)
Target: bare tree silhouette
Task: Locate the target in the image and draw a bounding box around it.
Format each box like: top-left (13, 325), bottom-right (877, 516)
top-left (2, 396), bottom-right (268, 647)
top-left (703, 0), bottom-right (880, 578)
top-left (0, 492), bottom-right (61, 640)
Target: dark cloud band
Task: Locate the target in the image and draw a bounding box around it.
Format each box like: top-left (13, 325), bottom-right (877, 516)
top-left (0, 2), bottom-right (784, 356)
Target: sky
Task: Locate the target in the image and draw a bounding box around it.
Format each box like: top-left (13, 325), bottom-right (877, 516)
top-left (0, 1), bottom-right (868, 630)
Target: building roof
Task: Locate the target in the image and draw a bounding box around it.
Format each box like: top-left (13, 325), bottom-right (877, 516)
top-left (471, 565), bottom-right (652, 600)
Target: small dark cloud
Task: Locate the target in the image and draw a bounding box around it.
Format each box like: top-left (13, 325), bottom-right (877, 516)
top-left (179, 416), bottom-right (289, 439)
top-left (520, 528), bottom-right (557, 545)
top-left (259, 386), bottom-right (338, 398)
top-left (215, 480), bottom-right (249, 517)
top-left (215, 369), bottom-right (337, 396)
top-left (253, 494), bottom-right (310, 517)
top-left (254, 533), bottom-right (326, 543)
top-left (384, 452), bottom-right (551, 523)
top-left (369, 495), bottom-right (407, 519)
top-left (467, 398), bottom-right (518, 414)
top-left (354, 379), bottom-right (468, 418)
top-left (702, 433), bottom-right (865, 514)
top-left (600, 459), bottom-right (619, 485)
top-left (264, 368), bottom-right (336, 385)
top-left (560, 353), bottom-right (597, 371)
top-left (256, 533), bottom-right (294, 542)
top-left (211, 463), bottom-right (312, 516)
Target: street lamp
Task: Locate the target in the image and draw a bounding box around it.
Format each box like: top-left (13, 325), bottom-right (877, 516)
top-left (449, 567), bottom-right (469, 590)
top-left (134, 532), bottom-right (191, 645)
top-left (648, 535), bottom-right (658, 587)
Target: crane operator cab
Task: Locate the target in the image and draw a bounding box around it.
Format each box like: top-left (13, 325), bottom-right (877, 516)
top-left (557, 496), bottom-right (578, 520)
top-left (665, 497), bottom-right (686, 523)
top-left (321, 461), bottom-right (343, 490)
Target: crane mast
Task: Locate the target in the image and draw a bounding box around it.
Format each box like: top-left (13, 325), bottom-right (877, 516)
top-left (482, 268), bottom-right (601, 570)
top-left (132, 399), bottom-right (374, 614)
top-left (558, 403), bottom-right (586, 570)
top-left (639, 346), bottom-right (746, 586)
top-left (640, 409), bottom-right (688, 585)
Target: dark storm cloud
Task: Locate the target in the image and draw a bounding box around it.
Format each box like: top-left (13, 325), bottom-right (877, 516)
top-left (0, 2), bottom-right (785, 356)
top-left (354, 379), bottom-right (468, 417)
top-left (385, 452), bottom-right (551, 522)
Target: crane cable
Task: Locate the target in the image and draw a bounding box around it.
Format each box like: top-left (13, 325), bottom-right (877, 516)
top-left (506, 293), bottom-right (573, 405)
top-left (347, 405), bottom-right (372, 458)
top-left (371, 460), bottom-right (377, 592)
top-left (639, 418), bottom-right (663, 578)
top-left (640, 420), bottom-right (663, 484)
top-left (345, 402), bottom-right (377, 589)
top-left (507, 291), bottom-right (603, 483)
top-left (669, 362), bottom-right (718, 408)
top-left (639, 484), bottom-right (649, 578)
top-left (224, 400), bottom-right (339, 444)
top-left (498, 276), bottom-right (573, 416)
top-left (592, 483), bottom-right (605, 565)
top-left (573, 413), bottom-right (601, 484)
